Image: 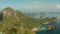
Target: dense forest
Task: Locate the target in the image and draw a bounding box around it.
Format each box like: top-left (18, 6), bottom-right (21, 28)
top-left (0, 7), bottom-right (57, 34)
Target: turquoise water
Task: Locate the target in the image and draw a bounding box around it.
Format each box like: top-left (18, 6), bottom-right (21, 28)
top-left (36, 20), bottom-right (60, 34)
top-left (25, 12), bottom-right (60, 34)
top-left (36, 13), bottom-right (60, 34)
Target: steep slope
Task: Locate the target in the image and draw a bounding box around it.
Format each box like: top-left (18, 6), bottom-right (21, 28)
top-left (0, 7), bottom-right (25, 34)
top-left (1, 7), bottom-right (14, 17)
top-left (0, 7), bottom-right (41, 34)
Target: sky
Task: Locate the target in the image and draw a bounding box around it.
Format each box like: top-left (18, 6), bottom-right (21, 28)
top-left (0, 0), bottom-right (60, 12)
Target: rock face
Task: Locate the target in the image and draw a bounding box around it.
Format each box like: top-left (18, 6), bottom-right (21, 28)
top-left (2, 7), bottom-right (14, 17)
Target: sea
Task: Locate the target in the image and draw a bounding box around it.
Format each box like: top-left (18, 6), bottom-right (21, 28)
top-left (24, 12), bottom-right (60, 34)
top-left (35, 12), bottom-right (60, 34)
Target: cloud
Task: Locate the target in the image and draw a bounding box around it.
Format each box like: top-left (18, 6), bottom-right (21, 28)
top-left (27, 1), bottom-right (41, 6)
top-left (24, 1), bottom-right (49, 10)
top-left (27, 1), bottom-right (48, 6)
top-left (18, 1), bottom-right (60, 12)
top-left (56, 4), bottom-right (60, 9)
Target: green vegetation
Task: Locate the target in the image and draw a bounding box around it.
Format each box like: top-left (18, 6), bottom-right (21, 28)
top-left (0, 7), bottom-right (57, 34)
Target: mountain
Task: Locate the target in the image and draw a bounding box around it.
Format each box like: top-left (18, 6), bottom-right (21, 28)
top-left (0, 7), bottom-right (26, 34)
top-left (0, 7), bottom-right (57, 34)
top-left (1, 7), bottom-right (14, 17)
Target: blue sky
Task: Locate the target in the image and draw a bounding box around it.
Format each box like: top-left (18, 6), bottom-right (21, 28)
top-left (0, 0), bottom-right (60, 12)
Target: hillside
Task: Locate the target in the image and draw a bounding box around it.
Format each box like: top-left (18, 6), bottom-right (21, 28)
top-left (0, 7), bottom-right (57, 34)
top-left (0, 7), bottom-right (39, 34)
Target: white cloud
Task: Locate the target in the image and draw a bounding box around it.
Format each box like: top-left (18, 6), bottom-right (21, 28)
top-left (25, 1), bottom-right (49, 10)
top-left (56, 4), bottom-right (60, 9)
top-left (20, 1), bottom-right (60, 12)
top-left (28, 1), bottom-right (40, 5)
top-left (27, 1), bottom-right (48, 6)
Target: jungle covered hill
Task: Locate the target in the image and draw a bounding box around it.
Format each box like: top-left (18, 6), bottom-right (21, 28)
top-left (0, 7), bottom-right (57, 34)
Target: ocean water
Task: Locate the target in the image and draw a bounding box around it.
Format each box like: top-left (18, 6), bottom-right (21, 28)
top-left (34, 12), bottom-right (60, 18)
top-left (36, 12), bottom-right (60, 34)
top-left (36, 19), bottom-right (60, 34)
